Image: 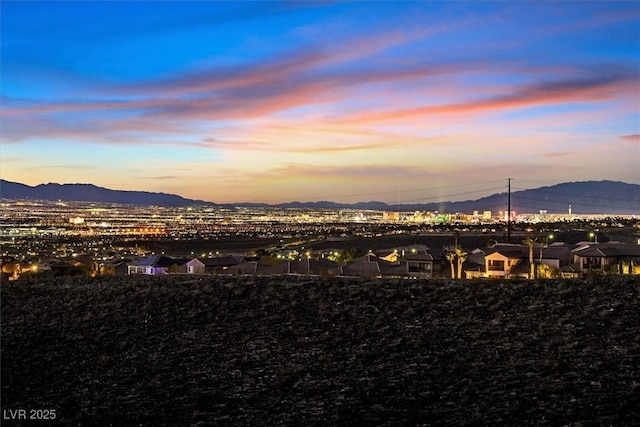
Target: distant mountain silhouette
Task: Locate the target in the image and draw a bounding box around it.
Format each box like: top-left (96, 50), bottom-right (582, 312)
top-left (0, 180), bottom-right (214, 207)
top-left (1, 179), bottom-right (638, 214)
top-left (441, 181), bottom-right (640, 215)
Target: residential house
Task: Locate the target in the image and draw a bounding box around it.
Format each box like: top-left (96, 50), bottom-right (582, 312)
top-left (186, 255), bottom-right (242, 274)
top-left (484, 244), bottom-right (530, 279)
top-left (338, 252), bottom-right (383, 278)
top-left (49, 261), bottom-right (76, 276)
top-left (255, 259), bottom-right (291, 275)
top-left (463, 249), bottom-right (487, 279)
top-left (290, 259), bottom-right (343, 276)
top-left (37, 256), bottom-right (61, 272)
top-left (484, 242), bottom-right (574, 279)
top-left (379, 259), bottom-right (409, 278)
top-left (429, 250), bottom-right (448, 277)
top-left (342, 260), bottom-right (382, 278)
top-left (99, 259), bottom-right (131, 276)
top-left (397, 245), bottom-right (430, 258)
top-left (571, 242), bottom-right (640, 275)
top-left (376, 249), bottom-right (399, 263)
top-left (404, 251), bottom-right (434, 278)
top-left (127, 255), bottom-right (182, 275)
top-left (74, 254), bottom-right (98, 274)
top-left (226, 261), bottom-right (258, 275)
top-left (539, 243), bottom-right (572, 269)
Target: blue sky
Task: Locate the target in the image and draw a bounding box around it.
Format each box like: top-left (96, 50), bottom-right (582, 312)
top-left (1, 1), bottom-right (639, 203)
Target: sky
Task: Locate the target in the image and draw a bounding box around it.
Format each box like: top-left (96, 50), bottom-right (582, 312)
top-left (1, 1), bottom-right (639, 204)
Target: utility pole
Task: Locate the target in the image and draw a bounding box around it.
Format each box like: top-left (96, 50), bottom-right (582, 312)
top-left (507, 178), bottom-right (512, 244)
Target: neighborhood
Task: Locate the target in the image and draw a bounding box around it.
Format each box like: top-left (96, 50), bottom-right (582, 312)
top-left (3, 241), bottom-right (639, 282)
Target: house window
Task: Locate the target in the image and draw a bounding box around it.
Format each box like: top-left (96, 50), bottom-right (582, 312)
top-left (488, 260), bottom-right (505, 271)
top-left (408, 262), bottom-right (431, 273)
top-left (583, 257), bottom-right (602, 269)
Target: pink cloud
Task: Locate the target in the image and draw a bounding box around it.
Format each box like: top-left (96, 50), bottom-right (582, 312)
top-left (2, 16), bottom-right (636, 154)
top-left (201, 137), bottom-right (271, 150)
top-left (619, 134), bottom-right (640, 142)
top-left (289, 142), bottom-right (400, 154)
top-left (337, 70), bottom-right (637, 124)
top-left (542, 151), bottom-right (574, 158)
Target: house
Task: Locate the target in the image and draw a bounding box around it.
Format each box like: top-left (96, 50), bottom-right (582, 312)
top-left (342, 260), bottom-right (382, 278)
top-left (74, 254), bottom-right (97, 272)
top-left (99, 259), bottom-right (130, 276)
top-left (49, 261), bottom-right (76, 276)
top-left (484, 244), bottom-right (530, 279)
top-left (538, 243), bottom-right (572, 269)
top-left (186, 255), bottom-right (242, 274)
top-left (290, 259), bottom-right (343, 276)
top-left (429, 250), bottom-right (448, 277)
top-left (483, 242), bottom-right (574, 279)
top-left (255, 259), bottom-right (291, 275)
top-left (463, 249), bottom-right (487, 279)
top-left (127, 255), bottom-right (181, 275)
top-left (571, 242), bottom-right (640, 275)
top-left (339, 253), bottom-right (384, 278)
top-left (397, 245), bottom-right (430, 258)
top-left (379, 259), bottom-right (409, 278)
top-left (226, 261), bottom-right (258, 275)
top-left (376, 249), bottom-right (399, 263)
top-left (404, 251), bottom-right (434, 278)
top-left (331, 250), bottom-right (437, 279)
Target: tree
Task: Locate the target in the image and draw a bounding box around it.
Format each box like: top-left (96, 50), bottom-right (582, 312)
top-left (336, 247), bottom-right (363, 264)
top-left (455, 248), bottom-right (468, 279)
top-left (98, 264), bottom-right (115, 277)
top-left (446, 252), bottom-right (456, 279)
top-left (168, 263), bottom-right (183, 274)
top-left (538, 263), bottom-right (559, 279)
top-left (523, 237), bottom-right (537, 279)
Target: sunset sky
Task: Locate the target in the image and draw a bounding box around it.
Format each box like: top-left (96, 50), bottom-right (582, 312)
top-left (1, 1), bottom-right (639, 204)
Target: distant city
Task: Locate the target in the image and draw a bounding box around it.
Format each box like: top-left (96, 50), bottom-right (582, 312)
top-left (2, 198), bottom-right (639, 282)
top-left (3, 179), bottom-right (640, 214)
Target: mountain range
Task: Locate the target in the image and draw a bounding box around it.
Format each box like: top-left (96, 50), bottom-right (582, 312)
top-left (1, 179), bottom-right (639, 214)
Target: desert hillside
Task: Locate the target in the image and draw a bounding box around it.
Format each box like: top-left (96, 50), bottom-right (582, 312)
top-left (2, 276), bottom-right (639, 425)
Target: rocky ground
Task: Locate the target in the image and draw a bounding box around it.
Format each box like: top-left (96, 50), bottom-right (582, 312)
top-left (2, 275), bottom-right (639, 426)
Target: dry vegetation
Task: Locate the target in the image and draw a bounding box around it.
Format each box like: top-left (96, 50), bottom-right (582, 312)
top-left (2, 275), bottom-right (639, 425)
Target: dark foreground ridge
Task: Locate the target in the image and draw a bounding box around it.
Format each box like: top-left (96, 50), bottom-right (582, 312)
top-left (2, 276), bottom-right (639, 425)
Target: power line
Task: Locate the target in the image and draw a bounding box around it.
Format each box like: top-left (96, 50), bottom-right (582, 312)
top-left (392, 185), bottom-right (506, 204)
top-left (327, 179), bottom-right (505, 200)
top-left (256, 180), bottom-right (506, 204)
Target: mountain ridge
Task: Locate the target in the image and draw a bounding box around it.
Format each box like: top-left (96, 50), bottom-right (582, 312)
top-left (1, 179), bottom-right (638, 214)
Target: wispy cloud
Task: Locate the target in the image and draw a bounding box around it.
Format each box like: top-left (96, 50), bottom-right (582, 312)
top-left (21, 164), bottom-right (99, 171)
top-left (2, 2), bottom-right (637, 202)
top-left (619, 134), bottom-right (640, 142)
top-left (337, 68), bottom-right (638, 124)
top-left (138, 175), bottom-right (181, 180)
top-left (201, 137), bottom-right (271, 150)
top-left (542, 151), bottom-right (574, 158)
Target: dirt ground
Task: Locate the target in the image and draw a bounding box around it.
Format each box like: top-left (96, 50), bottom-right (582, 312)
top-left (2, 275), bottom-right (639, 425)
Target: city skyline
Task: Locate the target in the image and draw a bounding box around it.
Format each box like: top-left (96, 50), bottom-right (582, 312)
top-left (1, 1), bottom-right (639, 203)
